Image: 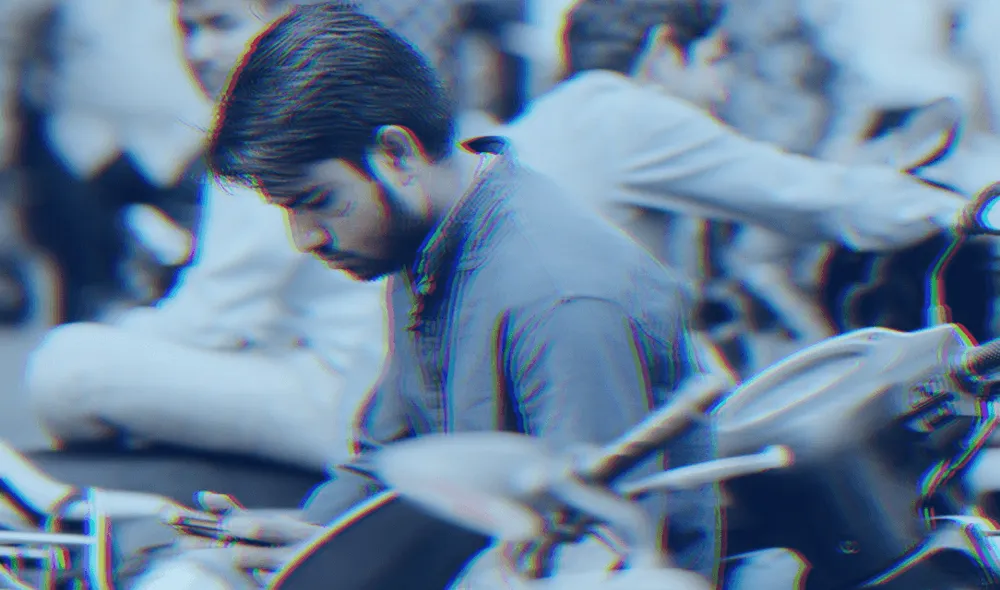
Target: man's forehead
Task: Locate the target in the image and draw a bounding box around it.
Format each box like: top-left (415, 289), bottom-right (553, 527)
top-left (266, 159), bottom-right (364, 202)
top-left (259, 163), bottom-right (329, 201)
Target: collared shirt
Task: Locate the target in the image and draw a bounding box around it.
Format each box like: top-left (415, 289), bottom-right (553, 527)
top-left (120, 175), bottom-right (389, 392)
top-left (302, 137), bottom-right (718, 577)
top-left (500, 70), bottom-right (966, 255)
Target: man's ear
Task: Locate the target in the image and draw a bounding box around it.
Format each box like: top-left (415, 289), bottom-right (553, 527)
top-left (632, 23), bottom-right (679, 79)
top-left (365, 125), bottom-right (425, 188)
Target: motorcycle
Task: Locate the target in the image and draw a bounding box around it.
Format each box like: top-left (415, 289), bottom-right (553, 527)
top-left (269, 183), bottom-right (1000, 590)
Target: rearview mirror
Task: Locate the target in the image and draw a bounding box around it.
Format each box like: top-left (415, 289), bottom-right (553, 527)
top-left (961, 182), bottom-right (1000, 235)
top-left (983, 198), bottom-right (1000, 232)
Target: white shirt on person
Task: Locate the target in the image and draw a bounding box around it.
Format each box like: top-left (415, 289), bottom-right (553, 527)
top-left (119, 175), bottom-right (389, 390)
top-left (501, 69), bottom-right (966, 255)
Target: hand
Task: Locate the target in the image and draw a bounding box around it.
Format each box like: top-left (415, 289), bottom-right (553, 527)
top-left (178, 492), bottom-right (323, 573)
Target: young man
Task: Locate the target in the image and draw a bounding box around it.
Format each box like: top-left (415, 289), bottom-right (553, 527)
top-left (23, 0), bottom-right (389, 471)
top-left (133, 2), bottom-right (723, 587)
top-left (500, 0), bottom-right (970, 369)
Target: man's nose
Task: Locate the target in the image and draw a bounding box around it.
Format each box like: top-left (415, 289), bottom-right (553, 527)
top-left (287, 212), bottom-right (327, 253)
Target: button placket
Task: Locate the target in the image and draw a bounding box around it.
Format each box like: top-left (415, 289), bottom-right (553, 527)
top-left (412, 301), bottom-right (448, 427)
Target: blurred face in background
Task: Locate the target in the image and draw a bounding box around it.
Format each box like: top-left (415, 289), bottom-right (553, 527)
top-left (456, 32), bottom-right (504, 115)
top-left (176, 0), bottom-right (284, 99)
top-left (635, 23), bottom-right (732, 111)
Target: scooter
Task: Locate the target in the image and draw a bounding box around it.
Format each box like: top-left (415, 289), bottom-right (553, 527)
top-left (268, 183), bottom-right (1000, 590)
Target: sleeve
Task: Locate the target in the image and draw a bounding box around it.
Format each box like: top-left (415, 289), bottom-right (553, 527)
top-left (506, 297), bottom-right (658, 448)
top-left (299, 354), bottom-right (414, 525)
top-left (506, 296), bottom-right (719, 579)
top-left (616, 91), bottom-right (966, 252)
top-left (300, 276), bottom-right (415, 525)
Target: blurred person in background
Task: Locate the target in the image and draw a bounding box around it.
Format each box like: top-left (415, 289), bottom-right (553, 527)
top-left (721, 0), bottom-right (1000, 354)
top-left (712, 0), bottom-right (839, 366)
top-left (957, 0), bottom-right (1000, 138)
top-left (799, 0), bottom-right (977, 160)
top-left (22, 0), bottom-right (389, 471)
top-left (501, 0), bottom-right (971, 375)
top-left (719, 0), bottom-right (833, 156)
top-left (453, 0), bottom-right (529, 138)
top-left (0, 0), bottom-right (212, 324)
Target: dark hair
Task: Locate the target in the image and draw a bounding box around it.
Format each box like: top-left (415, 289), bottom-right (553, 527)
top-left (564, 0), bottom-right (725, 76)
top-left (208, 1), bottom-right (456, 194)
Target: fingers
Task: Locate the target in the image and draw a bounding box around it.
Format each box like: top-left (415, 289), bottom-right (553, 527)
top-left (174, 535), bottom-right (222, 552)
top-left (197, 491), bottom-right (244, 515)
top-left (224, 513), bottom-right (322, 545)
top-left (170, 546), bottom-right (296, 576)
top-left (232, 545), bottom-right (296, 570)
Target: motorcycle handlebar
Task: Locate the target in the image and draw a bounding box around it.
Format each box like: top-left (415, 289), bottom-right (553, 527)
top-left (583, 373), bottom-right (733, 484)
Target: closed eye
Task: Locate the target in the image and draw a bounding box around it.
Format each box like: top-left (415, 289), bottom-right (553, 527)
top-left (295, 188), bottom-right (353, 217)
top-left (301, 189), bottom-right (332, 210)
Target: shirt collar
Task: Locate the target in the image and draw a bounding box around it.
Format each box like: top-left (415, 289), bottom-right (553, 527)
top-left (407, 136), bottom-right (514, 319)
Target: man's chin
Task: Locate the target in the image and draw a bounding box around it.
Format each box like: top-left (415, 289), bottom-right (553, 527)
top-left (344, 268), bottom-right (393, 282)
top-left (324, 259), bottom-right (398, 282)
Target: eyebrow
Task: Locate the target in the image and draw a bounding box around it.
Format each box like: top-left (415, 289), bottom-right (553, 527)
top-left (272, 186), bottom-right (318, 209)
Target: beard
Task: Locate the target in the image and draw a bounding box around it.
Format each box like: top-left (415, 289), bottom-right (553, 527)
top-left (322, 183), bottom-right (431, 283)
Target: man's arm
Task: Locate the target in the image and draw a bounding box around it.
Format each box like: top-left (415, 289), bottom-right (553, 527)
top-left (617, 89), bottom-right (966, 252)
top-left (508, 297), bottom-right (662, 446)
top-left (506, 296), bottom-right (717, 578)
top-left (301, 276), bottom-right (415, 525)
top-left (299, 357), bottom-right (414, 525)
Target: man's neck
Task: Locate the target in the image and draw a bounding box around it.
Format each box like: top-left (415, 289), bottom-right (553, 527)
top-left (424, 146), bottom-right (493, 223)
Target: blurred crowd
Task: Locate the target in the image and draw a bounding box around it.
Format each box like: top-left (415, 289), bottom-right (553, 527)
top-left (0, 0), bottom-right (998, 377)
